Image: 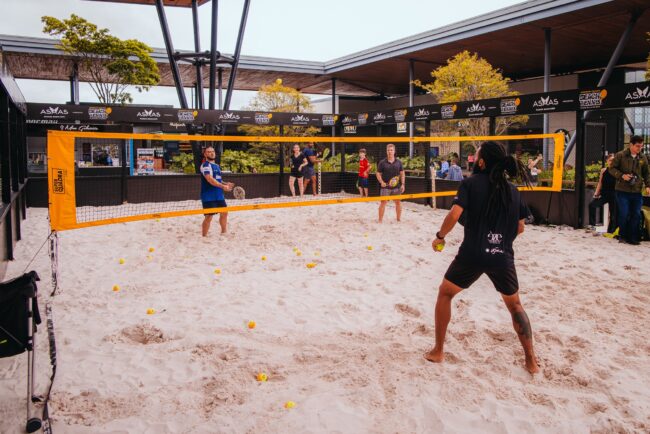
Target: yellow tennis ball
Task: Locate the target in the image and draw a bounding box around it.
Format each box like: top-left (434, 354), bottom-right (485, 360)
top-left (435, 244), bottom-right (444, 252)
top-left (284, 401), bottom-right (296, 409)
top-left (256, 372), bottom-right (268, 382)
top-left (214, 268), bottom-right (221, 274)
top-left (146, 308), bottom-right (155, 315)
top-left (367, 246), bottom-right (373, 251)
top-left (306, 262), bottom-right (316, 269)
top-left (248, 320), bottom-right (256, 329)
top-left (146, 255), bottom-right (153, 261)
top-left (148, 247), bottom-right (155, 253)
top-left (261, 256), bottom-right (267, 261)
top-left (364, 233), bottom-right (369, 237)
top-left (119, 258), bottom-right (125, 264)
top-left (296, 251), bottom-right (302, 256)
top-left (112, 285), bottom-right (120, 292)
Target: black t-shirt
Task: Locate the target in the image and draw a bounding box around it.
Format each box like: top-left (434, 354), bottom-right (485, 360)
top-left (452, 173), bottom-right (529, 265)
top-left (290, 153), bottom-right (305, 171)
top-left (377, 158), bottom-right (404, 187)
top-left (601, 169), bottom-right (616, 194)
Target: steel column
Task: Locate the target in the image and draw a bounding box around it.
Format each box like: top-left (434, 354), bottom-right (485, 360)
top-left (574, 111), bottom-right (586, 229)
top-left (409, 59), bottom-right (414, 157)
top-left (543, 28), bottom-right (551, 168)
top-left (279, 125), bottom-right (284, 196)
top-left (208, 0), bottom-right (219, 109)
top-left (331, 78), bottom-right (336, 156)
top-left (424, 120), bottom-right (432, 207)
top-left (223, 0), bottom-right (251, 110)
top-left (70, 62), bottom-right (80, 105)
top-left (155, 0), bottom-right (188, 108)
top-left (192, 0), bottom-right (204, 109)
top-left (217, 68), bottom-right (223, 109)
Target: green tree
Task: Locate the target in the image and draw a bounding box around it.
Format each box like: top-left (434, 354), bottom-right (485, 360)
top-left (413, 51), bottom-right (528, 153)
top-left (42, 14), bottom-right (160, 104)
top-left (238, 79), bottom-right (320, 165)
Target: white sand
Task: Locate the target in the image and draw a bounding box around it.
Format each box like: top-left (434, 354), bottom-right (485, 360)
top-left (1, 202), bottom-right (649, 434)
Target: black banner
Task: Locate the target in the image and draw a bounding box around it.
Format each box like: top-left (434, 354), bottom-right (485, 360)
top-left (25, 81), bottom-right (650, 128)
top-left (26, 103), bottom-right (338, 128)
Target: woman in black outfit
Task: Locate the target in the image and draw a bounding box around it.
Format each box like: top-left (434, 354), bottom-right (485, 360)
top-left (289, 144), bottom-right (307, 197)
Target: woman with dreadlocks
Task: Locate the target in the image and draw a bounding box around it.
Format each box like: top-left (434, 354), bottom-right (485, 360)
top-left (425, 141), bottom-right (539, 374)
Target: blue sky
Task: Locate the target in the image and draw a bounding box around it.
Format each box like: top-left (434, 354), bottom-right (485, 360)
top-left (2, 0), bottom-right (524, 108)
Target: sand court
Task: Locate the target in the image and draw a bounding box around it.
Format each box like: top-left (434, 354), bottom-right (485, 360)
top-left (1, 202), bottom-right (649, 433)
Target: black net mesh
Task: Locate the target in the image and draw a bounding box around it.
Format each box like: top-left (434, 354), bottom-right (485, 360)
top-left (56, 134), bottom-right (560, 227)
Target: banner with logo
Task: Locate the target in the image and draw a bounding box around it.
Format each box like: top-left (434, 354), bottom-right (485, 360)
top-left (25, 81), bottom-right (650, 128)
top-left (26, 103), bottom-right (337, 127)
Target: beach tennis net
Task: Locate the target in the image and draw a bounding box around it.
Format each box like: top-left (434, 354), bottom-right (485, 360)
top-left (46, 131), bottom-right (564, 231)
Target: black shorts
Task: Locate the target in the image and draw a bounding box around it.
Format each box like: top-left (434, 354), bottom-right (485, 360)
top-left (357, 177), bottom-right (369, 188)
top-left (202, 200), bottom-right (227, 215)
top-left (290, 169), bottom-right (303, 178)
top-left (444, 256), bottom-right (519, 296)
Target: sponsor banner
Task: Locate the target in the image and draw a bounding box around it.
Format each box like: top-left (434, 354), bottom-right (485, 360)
top-left (396, 122), bottom-right (407, 133)
top-left (177, 109), bottom-right (198, 123)
top-left (358, 113), bottom-right (369, 126)
top-left (457, 99), bottom-right (500, 118)
top-left (23, 81), bottom-right (650, 128)
top-left (322, 114), bottom-right (338, 126)
top-left (518, 90), bottom-right (577, 114)
top-left (578, 89), bottom-right (608, 110)
top-left (88, 106), bottom-right (111, 121)
top-left (407, 105), bottom-right (436, 122)
top-left (343, 125), bottom-right (357, 134)
top-left (255, 112), bottom-right (273, 125)
top-left (370, 111), bottom-right (389, 125)
top-left (622, 83), bottom-right (650, 107)
top-left (288, 113), bottom-right (311, 126)
top-left (393, 109), bottom-right (407, 122)
top-left (160, 122), bottom-right (190, 133)
top-left (217, 111), bottom-right (242, 124)
top-left (499, 97), bottom-right (522, 116)
top-left (26, 123), bottom-right (129, 136)
top-left (440, 104), bottom-right (458, 119)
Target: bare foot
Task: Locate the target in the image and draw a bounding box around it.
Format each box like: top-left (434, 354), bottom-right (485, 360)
top-left (424, 348), bottom-right (444, 363)
top-left (525, 355), bottom-right (539, 374)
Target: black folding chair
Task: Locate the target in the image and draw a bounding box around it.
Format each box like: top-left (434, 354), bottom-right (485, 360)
top-left (0, 271), bottom-right (43, 433)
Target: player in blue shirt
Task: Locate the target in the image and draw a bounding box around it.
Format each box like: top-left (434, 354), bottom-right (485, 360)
top-left (201, 146), bottom-right (234, 236)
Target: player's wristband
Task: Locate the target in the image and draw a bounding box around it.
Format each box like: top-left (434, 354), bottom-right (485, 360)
top-left (436, 231), bottom-right (445, 240)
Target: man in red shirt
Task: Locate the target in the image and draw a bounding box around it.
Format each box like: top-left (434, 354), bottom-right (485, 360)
top-left (357, 148), bottom-right (370, 197)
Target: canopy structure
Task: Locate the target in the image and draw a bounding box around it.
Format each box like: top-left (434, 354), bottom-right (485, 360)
top-left (1, 0), bottom-right (648, 103)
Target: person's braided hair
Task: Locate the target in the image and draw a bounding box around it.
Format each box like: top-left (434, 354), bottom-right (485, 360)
top-left (477, 141), bottom-right (531, 225)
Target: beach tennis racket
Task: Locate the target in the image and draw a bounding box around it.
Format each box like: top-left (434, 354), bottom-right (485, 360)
top-left (233, 186), bottom-right (246, 200)
top-left (388, 176), bottom-right (400, 188)
top-left (320, 147), bottom-right (330, 160)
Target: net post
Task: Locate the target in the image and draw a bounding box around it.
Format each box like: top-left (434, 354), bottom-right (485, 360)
top-left (574, 111), bottom-right (586, 229)
top-left (424, 122), bottom-right (433, 208)
top-left (120, 139), bottom-right (128, 204)
top-left (278, 125), bottom-right (284, 196)
top-left (339, 125), bottom-right (345, 173)
top-left (489, 117), bottom-right (496, 135)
